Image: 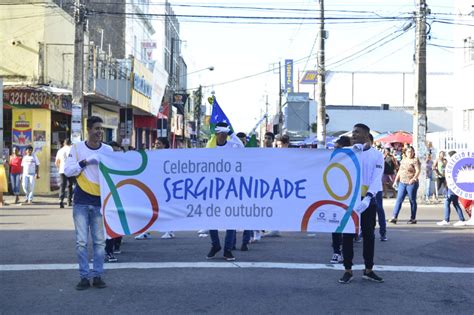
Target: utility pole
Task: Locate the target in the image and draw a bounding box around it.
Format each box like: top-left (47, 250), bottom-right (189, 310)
top-left (316, 0), bottom-right (326, 149)
top-left (278, 61), bottom-right (283, 136)
top-left (71, 0), bottom-right (86, 143)
top-left (194, 85), bottom-right (202, 147)
top-left (414, 0), bottom-right (429, 200)
top-left (168, 37), bottom-right (175, 147)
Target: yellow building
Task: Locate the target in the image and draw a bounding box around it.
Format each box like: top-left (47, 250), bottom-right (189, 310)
top-left (1, 1), bottom-right (76, 193)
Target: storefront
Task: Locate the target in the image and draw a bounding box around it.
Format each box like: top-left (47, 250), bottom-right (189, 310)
top-left (3, 86), bottom-right (72, 192)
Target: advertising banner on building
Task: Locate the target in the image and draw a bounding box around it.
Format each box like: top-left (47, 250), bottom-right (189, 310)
top-left (12, 109), bottom-right (33, 152)
top-left (285, 59), bottom-right (294, 93)
top-left (98, 148), bottom-right (363, 237)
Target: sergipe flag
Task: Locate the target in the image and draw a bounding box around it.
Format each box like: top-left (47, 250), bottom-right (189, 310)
top-left (207, 97), bottom-right (233, 148)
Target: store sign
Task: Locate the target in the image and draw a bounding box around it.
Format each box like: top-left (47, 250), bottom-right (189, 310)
top-left (4, 88), bottom-right (72, 114)
top-left (141, 42), bottom-right (157, 49)
top-left (301, 70), bottom-right (318, 84)
top-left (285, 59), bottom-right (294, 93)
top-left (133, 73), bottom-right (152, 98)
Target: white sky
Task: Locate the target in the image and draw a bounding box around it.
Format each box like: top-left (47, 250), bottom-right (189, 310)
top-left (173, 0), bottom-right (457, 133)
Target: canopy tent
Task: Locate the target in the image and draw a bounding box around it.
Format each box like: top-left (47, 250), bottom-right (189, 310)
top-left (377, 131), bottom-right (412, 144)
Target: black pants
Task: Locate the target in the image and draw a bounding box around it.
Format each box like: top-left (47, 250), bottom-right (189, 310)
top-left (59, 174), bottom-right (76, 202)
top-left (332, 233), bottom-right (342, 255)
top-left (342, 200), bottom-right (376, 270)
top-left (105, 237), bottom-right (122, 255)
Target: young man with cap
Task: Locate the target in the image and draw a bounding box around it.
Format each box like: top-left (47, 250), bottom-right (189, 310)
top-left (65, 116), bottom-right (113, 290)
top-left (206, 122), bottom-right (243, 261)
top-left (339, 123), bottom-right (384, 284)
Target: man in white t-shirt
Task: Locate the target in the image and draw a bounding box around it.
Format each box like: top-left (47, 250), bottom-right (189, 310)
top-left (21, 145), bottom-right (40, 204)
top-left (56, 138), bottom-right (75, 208)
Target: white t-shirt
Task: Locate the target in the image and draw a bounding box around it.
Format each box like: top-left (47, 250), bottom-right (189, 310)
top-left (55, 145), bottom-right (71, 174)
top-left (21, 155), bottom-right (40, 176)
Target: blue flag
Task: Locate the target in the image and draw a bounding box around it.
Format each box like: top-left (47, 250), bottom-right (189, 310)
top-left (209, 98), bottom-right (233, 134)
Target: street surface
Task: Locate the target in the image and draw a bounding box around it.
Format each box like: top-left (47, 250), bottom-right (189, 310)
top-left (1, 195), bottom-right (473, 314)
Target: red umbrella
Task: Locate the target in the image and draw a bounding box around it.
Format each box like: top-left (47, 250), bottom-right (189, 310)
top-left (377, 131), bottom-right (412, 144)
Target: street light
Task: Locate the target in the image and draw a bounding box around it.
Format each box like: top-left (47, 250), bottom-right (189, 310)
top-left (181, 66), bottom-right (214, 78)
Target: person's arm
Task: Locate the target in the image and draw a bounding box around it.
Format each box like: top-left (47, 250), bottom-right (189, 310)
top-left (34, 155), bottom-right (40, 179)
top-left (409, 159), bottom-right (421, 184)
top-left (64, 144), bottom-right (86, 177)
top-left (367, 152), bottom-right (384, 197)
top-left (55, 149), bottom-right (61, 169)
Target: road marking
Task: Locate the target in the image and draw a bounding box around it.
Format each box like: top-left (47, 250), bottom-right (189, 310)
top-left (1, 262), bottom-right (473, 273)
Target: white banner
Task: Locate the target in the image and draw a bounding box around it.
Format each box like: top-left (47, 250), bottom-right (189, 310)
top-left (99, 148), bottom-right (363, 237)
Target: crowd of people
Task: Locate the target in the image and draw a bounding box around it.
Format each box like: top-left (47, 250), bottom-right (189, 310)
top-left (3, 117), bottom-right (472, 289)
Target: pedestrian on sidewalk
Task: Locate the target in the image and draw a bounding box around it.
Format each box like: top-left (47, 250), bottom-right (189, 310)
top-left (8, 147), bottom-right (22, 204)
top-left (65, 116), bottom-right (112, 290)
top-left (21, 146), bottom-right (40, 204)
top-left (388, 146), bottom-right (420, 224)
top-left (56, 139), bottom-right (75, 208)
top-left (339, 123), bottom-right (384, 284)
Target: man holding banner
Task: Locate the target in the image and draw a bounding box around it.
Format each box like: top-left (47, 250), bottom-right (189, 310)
top-left (340, 123), bottom-right (384, 284)
top-left (65, 116), bottom-right (112, 290)
top-left (206, 122), bottom-right (244, 261)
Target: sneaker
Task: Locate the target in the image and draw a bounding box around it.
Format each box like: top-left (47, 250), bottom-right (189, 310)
top-left (338, 272), bottom-right (353, 284)
top-left (59, 202), bottom-right (65, 208)
top-left (388, 217), bottom-right (397, 224)
top-left (362, 271), bottom-right (384, 283)
top-left (252, 231), bottom-right (262, 242)
top-left (436, 220), bottom-right (450, 226)
top-left (161, 232), bottom-right (173, 239)
top-left (453, 221), bottom-right (466, 227)
top-left (224, 250), bottom-right (235, 261)
top-left (330, 253), bottom-right (343, 264)
top-left (380, 235), bottom-right (388, 242)
top-left (92, 277), bottom-right (107, 288)
top-left (135, 232), bottom-right (151, 240)
top-left (67, 200), bottom-right (72, 206)
top-left (241, 243), bottom-right (249, 251)
top-left (198, 229), bottom-right (208, 234)
top-left (105, 253), bottom-right (118, 263)
top-left (206, 246), bottom-right (221, 259)
top-left (75, 278), bottom-right (90, 290)
top-left (407, 219), bottom-right (417, 224)
top-left (198, 233), bottom-right (208, 238)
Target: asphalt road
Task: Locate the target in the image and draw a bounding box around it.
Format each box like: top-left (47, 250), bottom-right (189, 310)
top-left (1, 196), bottom-right (473, 314)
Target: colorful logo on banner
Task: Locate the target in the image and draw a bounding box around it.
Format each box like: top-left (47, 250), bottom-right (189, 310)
top-left (301, 148), bottom-right (361, 234)
top-left (12, 111), bottom-right (32, 152)
top-left (99, 151), bottom-right (159, 237)
top-left (285, 59), bottom-right (294, 93)
top-left (446, 151), bottom-right (474, 200)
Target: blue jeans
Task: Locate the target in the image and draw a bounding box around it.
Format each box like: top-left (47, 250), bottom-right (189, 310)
top-left (444, 190), bottom-right (465, 222)
top-left (73, 204), bottom-right (105, 279)
top-left (232, 230), bottom-right (252, 248)
top-left (22, 174), bottom-right (36, 202)
top-left (392, 181), bottom-right (419, 220)
top-left (209, 230), bottom-right (236, 251)
top-left (10, 173), bottom-right (21, 195)
top-left (424, 177), bottom-right (433, 199)
top-left (375, 191), bottom-right (387, 237)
